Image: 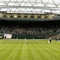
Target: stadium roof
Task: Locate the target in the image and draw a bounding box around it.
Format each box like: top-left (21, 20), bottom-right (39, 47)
top-left (0, 0), bottom-right (60, 14)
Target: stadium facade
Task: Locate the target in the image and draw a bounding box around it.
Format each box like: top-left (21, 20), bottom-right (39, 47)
top-left (0, 0), bottom-right (60, 21)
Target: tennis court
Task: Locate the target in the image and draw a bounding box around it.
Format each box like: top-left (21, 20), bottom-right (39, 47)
top-left (0, 39), bottom-right (60, 60)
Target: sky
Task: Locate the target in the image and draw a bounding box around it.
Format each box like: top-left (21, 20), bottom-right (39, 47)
top-left (0, 0), bottom-right (60, 14)
top-left (0, 0), bottom-right (60, 5)
top-left (0, 0), bottom-right (60, 3)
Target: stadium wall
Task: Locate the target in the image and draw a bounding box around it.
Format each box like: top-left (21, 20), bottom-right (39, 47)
top-left (12, 34), bottom-right (45, 39)
top-left (0, 33), bottom-right (4, 39)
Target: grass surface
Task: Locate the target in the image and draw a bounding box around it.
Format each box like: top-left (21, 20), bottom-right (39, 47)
top-left (0, 39), bottom-right (60, 60)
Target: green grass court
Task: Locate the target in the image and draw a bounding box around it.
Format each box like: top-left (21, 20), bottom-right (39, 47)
top-left (0, 39), bottom-right (60, 60)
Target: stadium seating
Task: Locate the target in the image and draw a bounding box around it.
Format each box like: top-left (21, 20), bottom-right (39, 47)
top-left (0, 21), bottom-right (60, 39)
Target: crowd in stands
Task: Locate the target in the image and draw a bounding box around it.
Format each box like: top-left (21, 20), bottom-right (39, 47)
top-left (0, 21), bottom-right (60, 38)
top-left (0, 25), bottom-right (60, 38)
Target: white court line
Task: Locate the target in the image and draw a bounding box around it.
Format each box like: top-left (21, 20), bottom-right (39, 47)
top-left (25, 40), bottom-right (27, 49)
top-left (26, 40), bottom-right (27, 49)
top-left (0, 48), bottom-right (59, 49)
